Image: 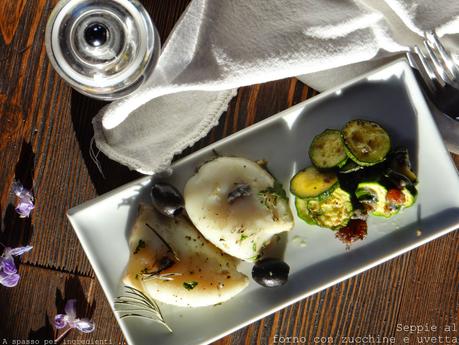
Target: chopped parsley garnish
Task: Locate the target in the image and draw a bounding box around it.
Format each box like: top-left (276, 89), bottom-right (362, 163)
top-left (258, 180), bottom-right (287, 209)
top-left (252, 242), bottom-right (257, 252)
top-left (134, 239), bottom-right (146, 254)
top-left (267, 180), bottom-right (287, 199)
top-left (247, 254), bottom-right (262, 261)
top-left (240, 234), bottom-right (248, 242)
top-left (183, 281), bottom-right (198, 290)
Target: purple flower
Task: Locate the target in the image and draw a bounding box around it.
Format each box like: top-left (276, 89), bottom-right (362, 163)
top-left (54, 299), bottom-right (95, 334)
top-left (0, 245), bottom-right (33, 288)
top-left (12, 181), bottom-right (35, 218)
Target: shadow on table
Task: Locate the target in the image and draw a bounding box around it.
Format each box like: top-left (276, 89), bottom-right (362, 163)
top-left (28, 313), bottom-right (54, 341)
top-left (25, 277), bottom-right (96, 342)
top-left (70, 91), bottom-right (141, 195)
top-left (55, 275), bottom-right (96, 320)
top-left (1, 140), bottom-right (35, 248)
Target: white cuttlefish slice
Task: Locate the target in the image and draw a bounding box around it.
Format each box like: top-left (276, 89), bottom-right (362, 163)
top-left (184, 157), bottom-right (294, 262)
top-left (123, 204), bottom-right (249, 308)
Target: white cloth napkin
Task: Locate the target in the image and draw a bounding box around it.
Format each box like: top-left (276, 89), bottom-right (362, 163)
top-left (92, 0), bottom-right (459, 174)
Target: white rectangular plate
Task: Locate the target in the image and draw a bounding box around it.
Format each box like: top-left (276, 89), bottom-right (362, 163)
top-left (68, 59), bottom-right (459, 345)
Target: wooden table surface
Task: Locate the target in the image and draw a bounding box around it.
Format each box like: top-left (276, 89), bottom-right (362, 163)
top-left (1, 1), bottom-right (458, 344)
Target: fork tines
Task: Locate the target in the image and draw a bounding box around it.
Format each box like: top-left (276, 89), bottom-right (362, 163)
top-left (424, 31), bottom-right (459, 87)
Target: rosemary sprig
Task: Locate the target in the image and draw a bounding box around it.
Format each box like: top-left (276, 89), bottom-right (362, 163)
top-left (142, 272), bottom-right (182, 281)
top-left (114, 286), bottom-right (172, 333)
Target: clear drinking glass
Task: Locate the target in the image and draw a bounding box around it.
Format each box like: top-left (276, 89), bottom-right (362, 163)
top-left (45, 0), bottom-right (160, 100)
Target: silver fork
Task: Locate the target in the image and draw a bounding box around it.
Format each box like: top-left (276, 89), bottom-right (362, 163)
top-left (406, 31), bottom-right (459, 121)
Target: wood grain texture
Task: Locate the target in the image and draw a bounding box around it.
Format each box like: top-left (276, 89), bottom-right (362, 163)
top-left (0, 264), bottom-right (127, 343)
top-left (0, 0), bottom-right (458, 344)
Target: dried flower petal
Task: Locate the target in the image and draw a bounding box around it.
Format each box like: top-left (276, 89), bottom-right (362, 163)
top-left (12, 181), bottom-right (25, 196)
top-left (54, 299), bottom-right (95, 335)
top-left (75, 319), bottom-right (95, 333)
top-left (64, 299), bottom-right (77, 319)
top-left (54, 314), bottom-right (68, 329)
top-left (0, 271), bottom-right (20, 287)
top-left (12, 181), bottom-right (34, 218)
top-left (8, 245), bottom-right (33, 257)
top-left (15, 200), bottom-right (35, 218)
top-left (0, 245), bottom-right (33, 288)
top-left (1, 256), bottom-right (17, 275)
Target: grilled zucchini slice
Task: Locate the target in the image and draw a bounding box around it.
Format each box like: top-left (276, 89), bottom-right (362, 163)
top-left (295, 198), bottom-right (316, 225)
top-left (342, 120), bottom-right (391, 166)
top-left (309, 129), bottom-right (347, 169)
top-left (306, 188), bottom-right (353, 230)
top-left (290, 166), bottom-right (338, 199)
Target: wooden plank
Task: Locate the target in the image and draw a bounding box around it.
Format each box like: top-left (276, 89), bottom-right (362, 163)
top-left (394, 231), bottom-right (459, 343)
top-left (0, 264), bottom-right (92, 340)
top-left (0, 264), bottom-right (126, 343)
top-left (0, 0), bottom-right (458, 344)
top-left (0, 0), bottom-right (98, 276)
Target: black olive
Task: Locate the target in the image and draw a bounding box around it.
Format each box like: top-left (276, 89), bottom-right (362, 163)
top-left (151, 182), bottom-right (184, 217)
top-left (252, 258), bottom-right (290, 288)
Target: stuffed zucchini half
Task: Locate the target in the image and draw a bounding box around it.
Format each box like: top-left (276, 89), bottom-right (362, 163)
top-left (306, 188), bottom-right (353, 230)
top-left (291, 167), bottom-right (353, 230)
top-left (355, 182), bottom-right (416, 218)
